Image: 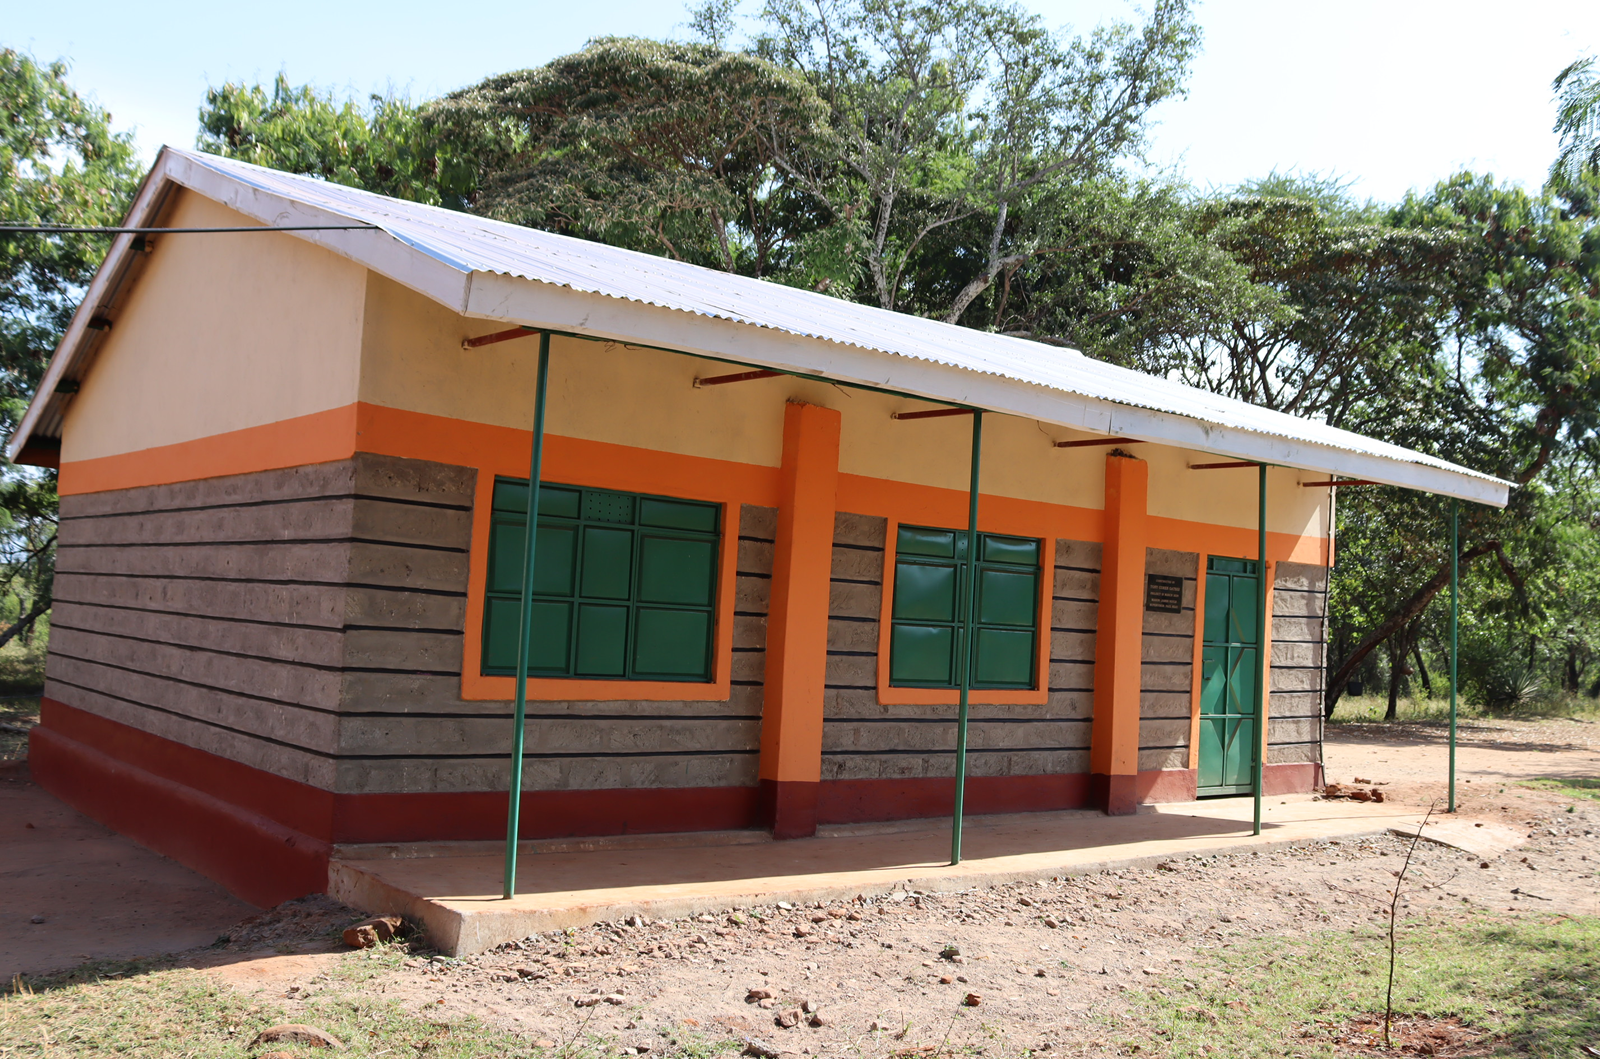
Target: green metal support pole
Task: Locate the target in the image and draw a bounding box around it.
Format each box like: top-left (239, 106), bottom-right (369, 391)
top-left (951, 410), bottom-right (984, 866)
top-left (503, 333), bottom-right (551, 900)
top-left (1253, 462), bottom-right (1267, 837)
top-left (1449, 498), bottom-right (1459, 813)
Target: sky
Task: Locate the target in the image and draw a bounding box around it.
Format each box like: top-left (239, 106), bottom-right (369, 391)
top-left (6, 0), bottom-right (1599, 205)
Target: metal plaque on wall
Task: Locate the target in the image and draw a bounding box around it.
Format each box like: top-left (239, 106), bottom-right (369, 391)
top-left (1145, 573), bottom-right (1184, 613)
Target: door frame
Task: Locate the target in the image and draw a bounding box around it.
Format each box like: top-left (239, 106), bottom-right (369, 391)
top-left (1196, 555), bottom-right (1263, 797)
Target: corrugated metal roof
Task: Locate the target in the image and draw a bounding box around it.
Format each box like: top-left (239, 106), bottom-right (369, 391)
top-left (9, 148), bottom-right (1512, 507)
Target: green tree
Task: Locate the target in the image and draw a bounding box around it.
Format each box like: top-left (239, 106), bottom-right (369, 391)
top-left (0, 472), bottom-right (56, 651)
top-left (1322, 173), bottom-right (1600, 713)
top-left (913, 175), bottom-right (1280, 371)
top-left (1, 49), bottom-right (139, 435)
top-left (428, 39), bottom-right (839, 279)
top-left (1171, 181), bottom-right (1467, 426)
top-left (743, 0), bottom-right (1201, 316)
top-left (197, 75), bottom-right (476, 208)
top-left (1551, 56), bottom-right (1600, 196)
top-left (0, 50), bottom-right (137, 653)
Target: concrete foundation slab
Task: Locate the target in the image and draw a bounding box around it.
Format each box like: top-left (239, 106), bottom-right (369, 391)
top-left (329, 796), bottom-right (1449, 955)
top-left (1387, 817), bottom-right (1527, 860)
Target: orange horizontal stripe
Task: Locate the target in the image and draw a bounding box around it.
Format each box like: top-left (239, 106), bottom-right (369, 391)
top-left (56, 402), bottom-right (1329, 567)
top-left (836, 473), bottom-right (1104, 541)
top-left (355, 403), bottom-right (783, 509)
top-left (58, 405), bottom-right (359, 496)
top-left (56, 401), bottom-right (786, 510)
top-left (1148, 515), bottom-right (1329, 566)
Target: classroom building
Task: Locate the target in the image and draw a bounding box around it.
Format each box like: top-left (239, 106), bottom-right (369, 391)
top-left (10, 150), bottom-right (1509, 906)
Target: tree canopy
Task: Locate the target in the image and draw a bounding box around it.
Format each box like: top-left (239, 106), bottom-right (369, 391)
top-left (1, 49), bottom-right (139, 434)
top-left (198, 75), bottom-right (475, 208)
top-left (0, 49), bottom-right (136, 653)
top-left (428, 38), bottom-right (836, 277)
top-left (7, 19), bottom-right (1600, 715)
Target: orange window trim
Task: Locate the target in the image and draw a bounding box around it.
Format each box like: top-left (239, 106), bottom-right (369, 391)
top-left (1184, 555), bottom-right (1280, 772)
top-left (874, 519), bottom-right (1054, 707)
top-left (444, 412), bottom-right (778, 704)
top-left (458, 463), bottom-right (746, 702)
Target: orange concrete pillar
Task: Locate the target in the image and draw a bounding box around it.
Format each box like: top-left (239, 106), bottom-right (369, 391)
top-left (758, 400), bottom-right (841, 839)
top-left (1090, 452), bottom-right (1148, 816)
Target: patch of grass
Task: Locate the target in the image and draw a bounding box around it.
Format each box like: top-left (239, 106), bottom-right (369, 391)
top-left (1519, 776), bottom-right (1600, 802)
top-left (0, 621), bottom-right (48, 697)
top-left (1330, 691), bottom-right (1600, 725)
top-left (0, 694), bottom-right (39, 762)
top-left (1506, 692), bottom-right (1600, 722)
top-left (4, 947), bottom-right (744, 1059)
top-left (0, 960), bottom-right (576, 1059)
top-left (1122, 913), bottom-right (1600, 1058)
top-left (1328, 694), bottom-right (1484, 725)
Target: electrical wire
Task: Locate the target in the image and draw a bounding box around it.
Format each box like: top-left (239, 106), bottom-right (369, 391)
top-left (0, 224), bottom-right (381, 234)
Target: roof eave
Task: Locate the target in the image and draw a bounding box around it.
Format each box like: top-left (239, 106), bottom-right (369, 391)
top-left (9, 148), bottom-right (1513, 511)
top-left (462, 270), bottom-right (1514, 509)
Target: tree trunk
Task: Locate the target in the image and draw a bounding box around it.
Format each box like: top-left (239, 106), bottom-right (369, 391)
top-left (1385, 633), bottom-right (1405, 721)
top-left (0, 597), bottom-right (50, 652)
top-left (1323, 541), bottom-right (1499, 718)
top-left (1412, 639), bottom-right (1433, 698)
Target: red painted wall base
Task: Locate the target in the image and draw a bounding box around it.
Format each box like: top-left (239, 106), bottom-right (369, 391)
top-left (31, 698), bottom-right (1322, 908)
top-left (1262, 761), bottom-right (1323, 796)
top-left (1091, 763), bottom-right (1322, 813)
top-left (29, 725), bottom-right (330, 909)
top-left (1135, 768), bottom-right (1198, 803)
top-left (759, 778), bottom-right (820, 839)
top-left (32, 699), bottom-right (762, 907)
top-left (1089, 772), bottom-right (1139, 815)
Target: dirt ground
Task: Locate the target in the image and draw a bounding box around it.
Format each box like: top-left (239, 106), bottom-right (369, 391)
top-left (0, 761), bottom-right (255, 981)
top-left (1324, 714), bottom-right (1599, 806)
top-left (5, 715), bottom-right (1598, 1056)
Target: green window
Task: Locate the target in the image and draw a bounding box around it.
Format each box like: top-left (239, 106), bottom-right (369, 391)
top-left (889, 525), bottom-right (1041, 689)
top-left (481, 478), bottom-right (721, 681)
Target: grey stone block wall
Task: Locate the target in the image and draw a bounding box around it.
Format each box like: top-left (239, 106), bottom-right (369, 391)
top-left (49, 449), bottom-right (1326, 794)
top-left (1137, 548), bottom-right (1199, 772)
top-left (1268, 560), bottom-right (1328, 766)
top-left (48, 456), bottom-right (769, 795)
top-left (1131, 551), bottom-right (1329, 773)
top-left (821, 529), bottom-right (1097, 782)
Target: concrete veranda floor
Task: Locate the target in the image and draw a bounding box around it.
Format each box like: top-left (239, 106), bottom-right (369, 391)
top-left (328, 794), bottom-right (1509, 956)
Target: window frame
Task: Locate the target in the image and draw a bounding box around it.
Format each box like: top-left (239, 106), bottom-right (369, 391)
top-left (480, 477), bottom-right (722, 683)
top-left (459, 450), bottom-right (751, 705)
top-left (876, 519), bottom-right (1053, 705)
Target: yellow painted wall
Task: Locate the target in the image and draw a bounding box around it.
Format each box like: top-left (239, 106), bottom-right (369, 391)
top-left (359, 274), bottom-right (1329, 537)
top-left (60, 192), bottom-right (367, 463)
top-left (1145, 446), bottom-right (1329, 537)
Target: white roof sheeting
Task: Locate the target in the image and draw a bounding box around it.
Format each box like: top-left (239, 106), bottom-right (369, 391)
top-left (10, 148), bottom-right (1511, 507)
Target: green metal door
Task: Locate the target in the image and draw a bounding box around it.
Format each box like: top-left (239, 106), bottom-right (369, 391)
top-left (1198, 557), bottom-right (1259, 795)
